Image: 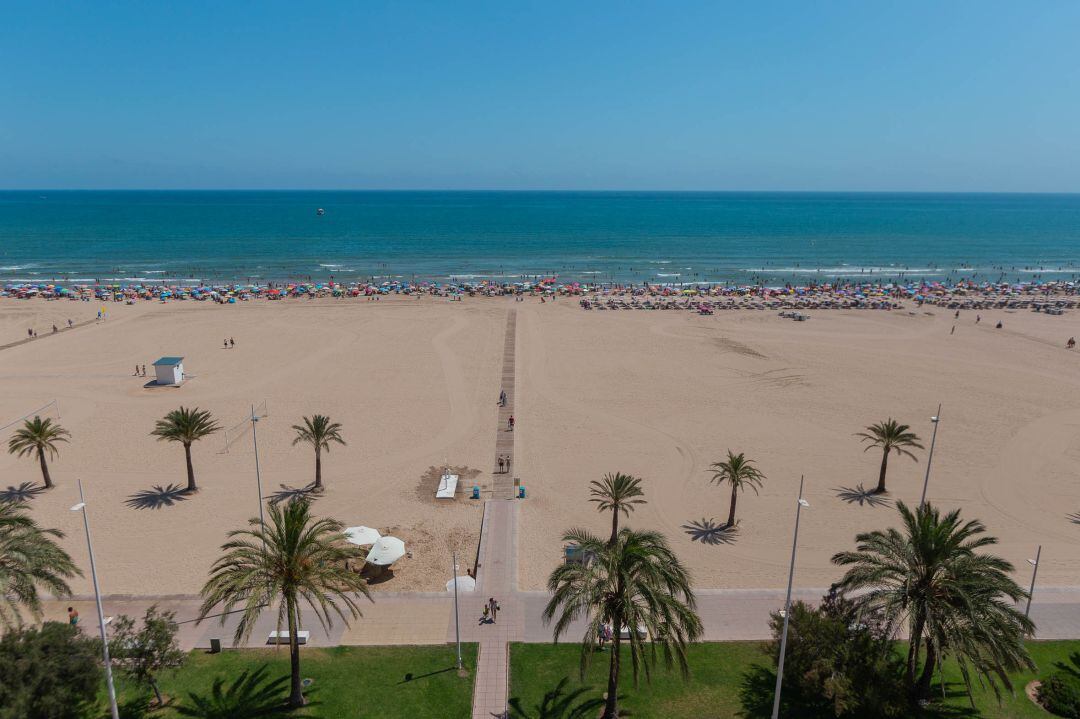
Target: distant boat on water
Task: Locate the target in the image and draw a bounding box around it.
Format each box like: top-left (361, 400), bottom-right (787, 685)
top-left (316, 208), bottom-right (325, 215)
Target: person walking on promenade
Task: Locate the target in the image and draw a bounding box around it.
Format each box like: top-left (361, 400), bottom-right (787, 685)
top-left (505, 455), bottom-right (512, 474)
top-left (508, 415), bottom-right (515, 431)
top-left (498, 456), bottom-right (504, 473)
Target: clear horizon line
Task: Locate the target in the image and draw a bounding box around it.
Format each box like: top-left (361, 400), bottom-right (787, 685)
top-left (4, 187), bottom-right (1080, 195)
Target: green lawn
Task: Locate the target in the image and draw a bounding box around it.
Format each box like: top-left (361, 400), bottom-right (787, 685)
top-left (509, 640), bottom-right (1080, 718)
top-left (103, 644), bottom-right (476, 719)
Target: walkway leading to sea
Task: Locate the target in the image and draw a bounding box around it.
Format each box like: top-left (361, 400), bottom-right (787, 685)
top-left (471, 307), bottom-right (519, 718)
top-left (0, 317), bottom-right (99, 352)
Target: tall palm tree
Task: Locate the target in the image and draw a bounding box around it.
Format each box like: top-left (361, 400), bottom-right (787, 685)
top-left (197, 499), bottom-right (371, 708)
top-left (0, 500), bottom-right (81, 627)
top-left (8, 416), bottom-right (70, 490)
top-left (708, 451), bottom-right (765, 527)
top-left (832, 501), bottom-right (1034, 704)
top-left (855, 419), bottom-right (923, 494)
top-left (588, 473), bottom-right (645, 544)
top-left (151, 407), bottom-right (221, 493)
top-left (290, 415), bottom-right (346, 492)
top-left (544, 527), bottom-right (702, 719)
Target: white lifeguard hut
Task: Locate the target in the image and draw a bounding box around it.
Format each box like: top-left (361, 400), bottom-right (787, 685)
top-left (152, 356), bottom-right (185, 385)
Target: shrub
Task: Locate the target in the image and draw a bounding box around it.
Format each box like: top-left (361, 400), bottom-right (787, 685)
top-left (1038, 673), bottom-right (1080, 718)
top-left (0, 621), bottom-right (102, 719)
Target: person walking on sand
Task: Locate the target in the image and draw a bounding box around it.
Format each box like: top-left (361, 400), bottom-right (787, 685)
top-left (1068, 337), bottom-right (1076, 350)
top-left (134, 365), bottom-right (140, 375)
top-left (68, 606), bottom-right (79, 628)
top-left (230, 337), bottom-right (235, 348)
top-left (224, 339), bottom-right (228, 349)
top-left (141, 364), bottom-right (146, 377)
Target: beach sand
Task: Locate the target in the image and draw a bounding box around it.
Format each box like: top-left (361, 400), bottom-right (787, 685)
top-left (1, 296), bottom-right (1078, 598)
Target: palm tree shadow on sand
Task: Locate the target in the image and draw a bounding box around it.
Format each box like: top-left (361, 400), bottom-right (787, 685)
top-left (125, 483), bottom-right (190, 510)
top-left (682, 518), bottom-right (739, 545)
top-left (267, 484), bottom-right (320, 506)
top-left (834, 485), bottom-right (892, 508)
top-left (508, 677), bottom-right (611, 719)
top-left (1068, 511), bottom-right (1080, 526)
top-left (0, 481), bottom-right (46, 503)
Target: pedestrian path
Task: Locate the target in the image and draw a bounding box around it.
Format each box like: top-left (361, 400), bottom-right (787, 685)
top-left (472, 307), bottom-right (520, 718)
top-left (0, 317), bottom-right (98, 352)
top-left (492, 308), bottom-right (517, 499)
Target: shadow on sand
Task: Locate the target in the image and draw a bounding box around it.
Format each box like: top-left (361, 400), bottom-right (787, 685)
top-left (681, 518), bottom-right (739, 545)
top-left (834, 485), bottom-right (892, 508)
top-left (267, 484), bottom-right (320, 506)
top-left (125, 483), bottom-right (190, 510)
top-left (1068, 511), bottom-right (1080, 526)
top-left (0, 481), bottom-right (46, 503)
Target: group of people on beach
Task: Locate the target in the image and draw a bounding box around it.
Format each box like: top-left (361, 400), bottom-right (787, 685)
top-left (133, 364), bottom-right (147, 377)
top-left (497, 454), bottom-right (512, 474)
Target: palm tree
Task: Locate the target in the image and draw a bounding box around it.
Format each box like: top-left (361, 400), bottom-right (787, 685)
top-left (832, 501), bottom-right (1034, 704)
top-left (855, 419), bottom-right (923, 494)
top-left (8, 416), bottom-right (70, 490)
top-left (544, 527), bottom-right (703, 719)
top-left (152, 407), bottom-right (221, 493)
top-left (197, 499), bottom-right (371, 708)
top-left (0, 500), bottom-right (81, 627)
top-left (290, 415), bottom-right (346, 492)
top-left (588, 473), bottom-right (645, 544)
top-left (707, 451), bottom-right (765, 527)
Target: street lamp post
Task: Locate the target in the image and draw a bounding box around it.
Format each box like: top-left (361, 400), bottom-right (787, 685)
top-left (452, 551), bottom-right (463, 670)
top-left (919, 404), bottom-right (943, 508)
top-left (771, 475), bottom-right (809, 719)
top-left (1025, 545), bottom-right (1042, 620)
top-left (250, 405), bottom-right (266, 531)
top-left (71, 479), bottom-right (119, 719)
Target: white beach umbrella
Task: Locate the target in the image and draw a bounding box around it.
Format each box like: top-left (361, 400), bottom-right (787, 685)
top-left (366, 536), bottom-right (406, 566)
top-left (344, 526), bottom-right (381, 546)
top-left (446, 575), bottom-right (476, 592)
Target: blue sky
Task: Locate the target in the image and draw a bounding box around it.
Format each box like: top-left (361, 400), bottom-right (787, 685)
top-left (2, 1), bottom-right (1079, 190)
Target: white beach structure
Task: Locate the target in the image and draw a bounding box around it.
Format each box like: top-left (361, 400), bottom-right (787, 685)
top-left (436, 471), bottom-right (459, 499)
top-left (152, 356), bottom-right (184, 385)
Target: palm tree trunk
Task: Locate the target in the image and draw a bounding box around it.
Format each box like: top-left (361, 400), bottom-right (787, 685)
top-left (37, 447), bottom-right (53, 489)
top-left (727, 484), bottom-right (738, 527)
top-left (314, 448), bottom-right (323, 491)
top-left (906, 612), bottom-right (925, 694)
top-left (609, 509), bottom-right (618, 545)
top-left (603, 614), bottom-right (621, 719)
top-left (287, 595), bottom-right (306, 708)
top-left (874, 447), bottom-right (890, 494)
top-left (916, 637), bottom-right (937, 701)
top-left (183, 443), bottom-right (197, 493)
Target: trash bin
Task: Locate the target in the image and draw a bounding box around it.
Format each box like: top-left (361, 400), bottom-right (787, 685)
top-left (518, 486), bottom-right (526, 499)
top-left (471, 485), bottom-right (480, 499)
top-left (209, 637), bottom-right (221, 654)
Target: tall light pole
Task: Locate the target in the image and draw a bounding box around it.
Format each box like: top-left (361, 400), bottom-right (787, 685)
top-left (1025, 545), bottom-right (1042, 620)
top-left (771, 475), bottom-right (809, 719)
top-left (452, 551), bottom-right (463, 671)
top-left (919, 405), bottom-right (942, 508)
top-left (250, 405), bottom-right (266, 530)
top-left (70, 479), bottom-right (119, 719)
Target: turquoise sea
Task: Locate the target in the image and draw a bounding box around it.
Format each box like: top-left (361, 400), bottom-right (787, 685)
top-left (0, 191), bottom-right (1078, 286)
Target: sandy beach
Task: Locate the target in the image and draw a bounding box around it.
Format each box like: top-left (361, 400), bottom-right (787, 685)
top-left (1, 295), bottom-right (1078, 598)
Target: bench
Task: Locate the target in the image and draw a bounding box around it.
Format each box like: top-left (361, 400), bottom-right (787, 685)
top-left (267, 630), bottom-right (310, 645)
